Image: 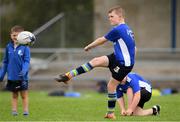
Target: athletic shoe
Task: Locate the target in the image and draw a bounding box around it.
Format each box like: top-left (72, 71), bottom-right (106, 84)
top-left (12, 111), bottom-right (18, 116)
top-left (152, 105), bottom-right (160, 115)
top-left (23, 111), bottom-right (29, 116)
top-left (55, 74), bottom-right (70, 84)
top-left (104, 113), bottom-right (116, 120)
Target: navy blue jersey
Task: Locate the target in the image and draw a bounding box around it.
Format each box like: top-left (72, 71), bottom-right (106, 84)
top-left (116, 73), bottom-right (152, 98)
top-left (104, 24), bottom-right (135, 66)
top-left (0, 41), bottom-right (30, 81)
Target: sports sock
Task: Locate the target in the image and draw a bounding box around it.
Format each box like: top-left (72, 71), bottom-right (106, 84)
top-left (107, 92), bottom-right (117, 113)
top-left (66, 62), bottom-right (93, 78)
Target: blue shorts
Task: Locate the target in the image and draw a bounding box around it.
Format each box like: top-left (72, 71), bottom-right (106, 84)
top-left (107, 53), bottom-right (133, 81)
top-left (6, 80), bottom-right (29, 92)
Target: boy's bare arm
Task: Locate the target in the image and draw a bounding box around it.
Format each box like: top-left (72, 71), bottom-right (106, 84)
top-left (117, 97), bottom-right (126, 116)
top-left (84, 37), bottom-right (107, 51)
top-left (126, 91), bottom-right (140, 115)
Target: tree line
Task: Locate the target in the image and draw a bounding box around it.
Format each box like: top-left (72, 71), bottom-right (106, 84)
top-left (0, 0), bottom-right (93, 48)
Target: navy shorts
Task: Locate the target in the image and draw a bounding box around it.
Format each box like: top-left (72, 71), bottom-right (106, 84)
top-left (6, 80), bottom-right (29, 92)
top-left (107, 53), bottom-right (133, 81)
top-left (138, 88), bottom-right (152, 108)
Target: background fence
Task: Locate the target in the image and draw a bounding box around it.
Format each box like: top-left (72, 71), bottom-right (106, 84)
top-left (0, 0), bottom-right (180, 92)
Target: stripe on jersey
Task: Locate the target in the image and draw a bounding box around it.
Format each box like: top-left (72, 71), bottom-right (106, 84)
top-left (118, 38), bottom-right (131, 66)
top-left (139, 80), bottom-right (152, 93)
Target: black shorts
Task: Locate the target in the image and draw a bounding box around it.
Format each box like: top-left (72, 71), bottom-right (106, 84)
top-left (6, 80), bottom-right (29, 92)
top-left (107, 53), bottom-right (133, 81)
top-left (138, 88), bottom-right (152, 108)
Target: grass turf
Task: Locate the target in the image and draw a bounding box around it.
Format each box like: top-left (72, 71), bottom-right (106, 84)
top-left (0, 91), bottom-right (180, 121)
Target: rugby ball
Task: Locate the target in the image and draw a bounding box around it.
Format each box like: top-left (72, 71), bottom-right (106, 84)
top-left (17, 31), bottom-right (36, 45)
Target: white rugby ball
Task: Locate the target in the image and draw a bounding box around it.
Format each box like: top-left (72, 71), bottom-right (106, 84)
top-left (17, 31), bottom-right (36, 45)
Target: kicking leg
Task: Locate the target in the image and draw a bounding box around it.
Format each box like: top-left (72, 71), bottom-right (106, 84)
top-left (55, 56), bottom-right (109, 84)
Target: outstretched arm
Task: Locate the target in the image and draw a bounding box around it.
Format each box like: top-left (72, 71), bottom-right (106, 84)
top-left (84, 37), bottom-right (107, 51)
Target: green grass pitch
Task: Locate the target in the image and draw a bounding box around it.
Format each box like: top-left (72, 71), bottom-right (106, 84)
top-left (0, 91), bottom-right (180, 121)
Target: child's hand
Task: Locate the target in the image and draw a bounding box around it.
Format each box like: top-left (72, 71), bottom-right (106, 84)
top-left (18, 71), bottom-right (26, 77)
top-left (84, 46), bottom-right (91, 51)
top-left (121, 110), bottom-right (126, 116)
top-left (126, 109), bottom-right (133, 116)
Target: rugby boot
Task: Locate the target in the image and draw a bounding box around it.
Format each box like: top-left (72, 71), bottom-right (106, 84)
top-left (55, 73), bottom-right (70, 84)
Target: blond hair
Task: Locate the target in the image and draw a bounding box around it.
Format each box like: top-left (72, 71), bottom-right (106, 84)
top-left (108, 6), bottom-right (125, 18)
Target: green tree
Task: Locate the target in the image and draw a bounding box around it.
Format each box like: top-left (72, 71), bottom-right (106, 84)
top-left (0, 0), bottom-right (93, 47)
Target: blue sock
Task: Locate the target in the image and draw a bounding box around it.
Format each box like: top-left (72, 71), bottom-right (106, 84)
top-left (69, 62), bottom-right (93, 77)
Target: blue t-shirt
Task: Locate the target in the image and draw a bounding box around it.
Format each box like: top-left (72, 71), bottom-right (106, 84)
top-left (116, 73), bottom-right (152, 98)
top-left (105, 24), bottom-right (135, 66)
top-left (0, 41), bottom-right (30, 81)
